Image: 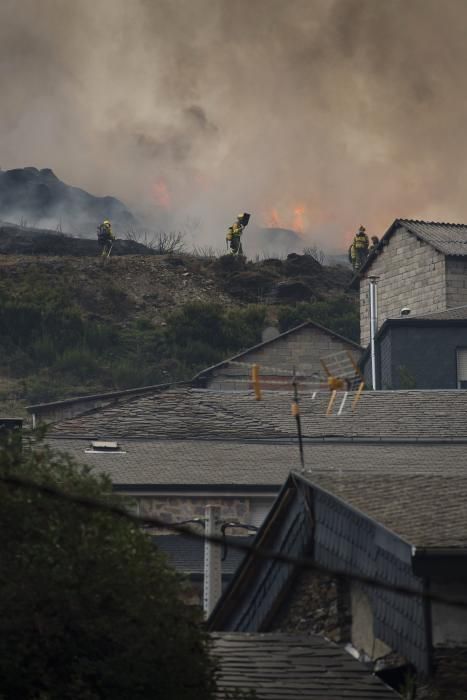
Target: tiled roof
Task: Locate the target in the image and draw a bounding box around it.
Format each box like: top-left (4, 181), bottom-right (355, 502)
top-left (48, 438), bottom-right (467, 487)
top-left (414, 304), bottom-right (467, 320)
top-left (50, 388), bottom-right (467, 440)
top-left (307, 471), bottom-right (467, 549)
top-left (211, 633), bottom-right (397, 699)
top-left (400, 219), bottom-right (467, 256)
top-left (154, 534), bottom-right (251, 575)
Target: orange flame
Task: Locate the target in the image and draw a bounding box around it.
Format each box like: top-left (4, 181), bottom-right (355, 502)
top-left (267, 208), bottom-right (281, 227)
top-left (292, 206), bottom-right (305, 235)
top-left (152, 178), bottom-right (171, 209)
top-left (264, 204), bottom-right (307, 234)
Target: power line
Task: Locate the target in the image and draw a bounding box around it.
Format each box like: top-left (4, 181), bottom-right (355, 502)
top-left (2, 472), bottom-right (467, 612)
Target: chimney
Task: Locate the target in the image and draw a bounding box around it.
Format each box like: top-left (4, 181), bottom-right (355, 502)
top-left (368, 277), bottom-right (379, 390)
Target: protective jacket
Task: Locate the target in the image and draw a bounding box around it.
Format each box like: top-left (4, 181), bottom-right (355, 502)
top-left (353, 230), bottom-right (369, 250)
top-left (98, 222), bottom-right (114, 241)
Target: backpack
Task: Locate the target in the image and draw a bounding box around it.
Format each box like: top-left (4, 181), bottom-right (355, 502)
top-left (97, 224), bottom-right (109, 242)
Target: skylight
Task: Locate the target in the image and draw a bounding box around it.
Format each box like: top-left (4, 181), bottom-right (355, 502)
top-left (85, 441), bottom-right (126, 454)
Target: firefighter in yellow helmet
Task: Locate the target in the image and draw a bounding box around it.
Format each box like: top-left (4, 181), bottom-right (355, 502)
top-left (97, 219), bottom-right (115, 258)
top-left (226, 213), bottom-right (251, 255)
top-left (351, 225), bottom-right (369, 271)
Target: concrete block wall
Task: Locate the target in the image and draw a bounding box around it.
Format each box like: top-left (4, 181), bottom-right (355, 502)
top-left (206, 326), bottom-right (361, 391)
top-left (360, 226), bottom-right (447, 346)
top-left (446, 258), bottom-right (467, 308)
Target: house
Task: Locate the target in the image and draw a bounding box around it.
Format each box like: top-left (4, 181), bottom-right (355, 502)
top-left (47, 387), bottom-right (467, 608)
top-left (360, 305), bottom-right (467, 389)
top-left (193, 320), bottom-right (363, 391)
top-left (212, 632), bottom-right (397, 699)
top-left (208, 466), bottom-right (467, 696)
top-left (357, 219), bottom-right (467, 347)
top-left (28, 319), bottom-right (362, 427)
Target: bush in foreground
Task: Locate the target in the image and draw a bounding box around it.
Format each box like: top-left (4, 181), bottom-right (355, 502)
top-left (0, 434), bottom-right (216, 700)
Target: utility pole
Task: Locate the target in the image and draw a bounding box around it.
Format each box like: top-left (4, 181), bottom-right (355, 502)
top-left (369, 276), bottom-right (379, 390)
top-left (291, 369), bottom-right (305, 472)
top-left (203, 505), bottom-right (222, 617)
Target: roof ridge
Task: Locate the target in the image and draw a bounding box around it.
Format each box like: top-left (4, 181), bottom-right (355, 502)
top-left (399, 218), bottom-right (467, 228)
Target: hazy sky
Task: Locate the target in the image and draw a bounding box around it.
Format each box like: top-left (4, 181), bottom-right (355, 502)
top-left (1, 0), bottom-right (466, 249)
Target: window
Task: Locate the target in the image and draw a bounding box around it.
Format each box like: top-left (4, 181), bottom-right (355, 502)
top-left (456, 348), bottom-right (467, 389)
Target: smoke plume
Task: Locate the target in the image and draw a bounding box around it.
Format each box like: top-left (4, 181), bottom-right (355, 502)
top-left (1, 0), bottom-right (466, 250)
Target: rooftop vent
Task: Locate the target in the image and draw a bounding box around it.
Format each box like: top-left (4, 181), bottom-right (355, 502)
top-left (85, 441), bottom-right (126, 454)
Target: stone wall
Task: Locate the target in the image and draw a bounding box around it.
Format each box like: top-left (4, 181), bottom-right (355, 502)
top-left (206, 325), bottom-right (362, 391)
top-left (446, 258), bottom-right (467, 308)
top-left (136, 494), bottom-right (274, 532)
top-left (360, 227), bottom-right (447, 346)
top-left (269, 569), bottom-right (351, 643)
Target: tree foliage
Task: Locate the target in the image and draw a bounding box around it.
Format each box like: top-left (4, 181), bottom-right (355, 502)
top-left (0, 434), bottom-right (216, 700)
top-left (276, 296), bottom-right (359, 342)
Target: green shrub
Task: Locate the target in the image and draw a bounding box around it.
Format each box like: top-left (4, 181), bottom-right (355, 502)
top-left (277, 296), bottom-right (359, 342)
top-left (165, 303), bottom-right (266, 360)
top-left (55, 348), bottom-right (101, 381)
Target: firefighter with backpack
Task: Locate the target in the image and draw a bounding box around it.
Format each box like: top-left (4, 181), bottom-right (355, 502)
top-left (349, 225), bottom-right (369, 272)
top-left (97, 220), bottom-right (115, 258)
top-left (226, 212), bottom-right (250, 255)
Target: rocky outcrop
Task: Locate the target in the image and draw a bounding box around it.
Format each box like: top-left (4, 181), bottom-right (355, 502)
top-left (0, 167), bottom-right (137, 234)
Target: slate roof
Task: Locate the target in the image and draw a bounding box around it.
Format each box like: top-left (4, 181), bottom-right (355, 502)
top-left (211, 633), bottom-right (397, 699)
top-left (48, 438), bottom-right (467, 488)
top-left (50, 388), bottom-right (467, 440)
top-left (414, 304), bottom-right (467, 320)
top-left (154, 534), bottom-right (251, 576)
top-left (306, 471), bottom-right (467, 549)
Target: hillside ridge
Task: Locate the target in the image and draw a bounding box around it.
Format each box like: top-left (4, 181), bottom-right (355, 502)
top-left (0, 235), bottom-right (357, 413)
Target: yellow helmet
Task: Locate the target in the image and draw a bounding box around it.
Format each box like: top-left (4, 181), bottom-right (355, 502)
top-left (103, 219), bottom-right (111, 226)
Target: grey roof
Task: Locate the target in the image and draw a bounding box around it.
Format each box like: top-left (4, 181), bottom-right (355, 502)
top-left (50, 388), bottom-right (467, 440)
top-left (305, 471), bottom-right (467, 549)
top-left (48, 437), bottom-right (467, 488)
top-left (49, 438), bottom-right (297, 487)
top-left (414, 304), bottom-right (467, 320)
top-left (399, 219), bottom-right (467, 256)
top-left (153, 534), bottom-right (250, 576)
top-left (211, 633), bottom-right (397, 699)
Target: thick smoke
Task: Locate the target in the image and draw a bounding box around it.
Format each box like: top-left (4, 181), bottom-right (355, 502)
top-left (1, 0), bottom-right (466, 250)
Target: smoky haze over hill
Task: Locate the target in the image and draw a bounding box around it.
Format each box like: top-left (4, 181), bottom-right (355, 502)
top-left (0, 167), bottom-right (136, 234)
top-left (1, 0), bottom-right (466, 250)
